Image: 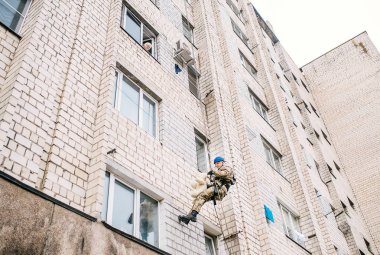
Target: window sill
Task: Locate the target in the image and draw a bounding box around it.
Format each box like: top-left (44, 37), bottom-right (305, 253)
top-left (285, 235), bottom-right (311, 254)
top-left (266, 162), bottom-right (290, 184)
top-left (0, 21), bottom-right (22, 39)
top-left (120, 26), bottom-right (161, 65)
top-left (102, 221), bottom-right (170, 255)
top-left (253, 108), bottom-right (276, 132)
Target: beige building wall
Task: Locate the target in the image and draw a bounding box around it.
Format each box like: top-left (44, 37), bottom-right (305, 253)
top-left (0, 0), bottom-right (378, 255)
top-left (302, 32), bottom-right (380, 253)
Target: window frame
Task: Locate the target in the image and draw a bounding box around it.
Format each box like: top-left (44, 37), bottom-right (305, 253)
top-left (239, 50), bottom-right (257, 77)
top-left (249, 89), bottom-right (269, 122)
top-left (195, 133), bottom-right (210, 173)
top-left (205, 233), bottom-right (218, 255)
top-left (262, 138), bottom-right (282, 173)
top-left (182, 15), bottom-right (194, 44)
top-left (102, 171), bottom-right (161, 247)
top-left (188, 65), bottom-right (200, 99)
top-left (279, 203), bottom-right (302, 241)
top-left (122, 4), bottom-right (158, 59)
top-left (231, 19), bottom-right (248, 45)
top-left (114, 70), bottom-right (158, 137)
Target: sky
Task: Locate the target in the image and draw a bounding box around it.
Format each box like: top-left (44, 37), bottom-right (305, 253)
top-left (251, 0), bottom-right (380, 66)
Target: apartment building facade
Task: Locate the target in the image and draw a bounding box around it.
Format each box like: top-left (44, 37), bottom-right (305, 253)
top-left (0, 0), bottom-right (377, 255)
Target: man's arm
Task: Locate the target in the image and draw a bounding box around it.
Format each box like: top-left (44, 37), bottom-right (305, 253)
top-left (213, 165), bottom-right (233, 178)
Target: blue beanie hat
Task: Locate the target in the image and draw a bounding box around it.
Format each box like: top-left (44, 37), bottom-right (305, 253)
top-left (214, 156), bottom-right (225, 164)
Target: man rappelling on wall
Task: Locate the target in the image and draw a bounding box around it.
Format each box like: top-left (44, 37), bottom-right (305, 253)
top-left (178, 156), bottom-right (235, 224)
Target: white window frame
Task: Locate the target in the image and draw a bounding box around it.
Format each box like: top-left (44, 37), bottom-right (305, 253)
top-left (103, 172), bottom-right (161, 247)
top-left (114, 70), bottom-right (158, 137)
top-left (249, 91), bottom-right (269, 122)
top-left (279, 203), bottom-right (303, 244)
top-left (195, 134), bottom-right (209, 172)
top-left (205, 233), bottom-right (217, 255)
top-left (0, 0), bottom-right (32, 33)
top-left (122, 5), bottom-right (157, 58)
top-left (263, 139), bottom-right (282, 173)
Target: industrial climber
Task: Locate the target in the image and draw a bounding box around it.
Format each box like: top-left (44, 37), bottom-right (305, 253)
top-left (179, 156), bottom-right (235, 224)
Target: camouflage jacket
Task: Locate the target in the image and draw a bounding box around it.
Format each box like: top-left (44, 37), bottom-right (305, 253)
top-left (211, 164), bottom-right (234, 188)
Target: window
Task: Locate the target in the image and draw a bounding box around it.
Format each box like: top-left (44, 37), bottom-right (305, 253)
top-left (114, 70), bottom-right (157, 137)
top-left (301, 80), bottom-right (310, 92)
top-left (102, 172), bottom-right (159, 247)
top-left (359, 250), bottom-right (365, 255)
top-left (0, 0), bottom-right (31, 33)
top-left (122, 5), bottom-right (157, 58)
top-left (279, 204), bottom-right (305, 246)
top-left (341, 201), bottom-right (350, 217)
top-left (231, 19), bottom-right (248, 45)
top-left (327, 164), bottom-right (336, 179)
top-left (205, 234), bottom-right (217, 255)
top-left (249, 90), bottom-right (269, 121)
top-left (292, 73), bottom-right (299, 85)
top-left (348, 197), bottom-right (355, 210)
top-left (226, 0), bottom-right (243, 21)
top-left (195, 133), bottom-right (209, 172)
top-left (188, 66), bottom-right (200, 98)
top-left (310, 103), bottom-right (319, 117)
top-left (314, 130), bottom-right (320, 140)
top-left (364, 238), bottom-right (373, 254)
top-left (334, 161), bottom-right (341, 172)
top-left (263, 139), bottom-right (282, 173)
top-left (182, 16), bottom-right (194, 43)
top-left (321, 130), bottom-right (331, 145)
top-left (239, 51), bottom-right (257, 77)
top-left (303, 101), bottom-right (311, 113)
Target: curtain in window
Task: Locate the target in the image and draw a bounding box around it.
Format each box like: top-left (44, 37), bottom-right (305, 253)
top-left (139, 192), bottom-right (158, 246)
top-left (142, 95), bottom-right (155, 136)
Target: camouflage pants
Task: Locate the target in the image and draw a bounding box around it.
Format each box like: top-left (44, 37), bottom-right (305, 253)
top-left (191, 185), bottom-right (227, 212)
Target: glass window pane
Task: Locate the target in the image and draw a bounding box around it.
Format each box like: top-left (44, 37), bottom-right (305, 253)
top-left (205, 236), bottom-right (216, 255)
top-left (101, 172), bottom-right (110, 221)
top-left (143, 26), bottom-right (156, 56)
top-left (0, 0), bottom-right (26, 31)
top-left (125, 9), bottom-right (141, 43)
top-left (182, 17), bottom-right (193, 42)
top-left (142, 95), bottom-right (156, 136)
top-left (120, 76), bottom-right (139, 124)
top-left (196, 137), bottom-right (207, 172)
top-left (139, 192), bottom-right (159, 246)
top-left (264, 144), bottom-right (272, 164)
top-left (112, 180), bottom-right (135, 235)
top-left (273, 153), bottom-right (282, 171)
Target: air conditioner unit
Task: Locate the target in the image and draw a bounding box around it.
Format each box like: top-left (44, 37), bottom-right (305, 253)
top-left (174, 40), bottom-right (195, 66)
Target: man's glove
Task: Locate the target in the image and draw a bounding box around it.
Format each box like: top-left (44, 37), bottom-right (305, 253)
top-left (207, 170), bottom-right (214, 175)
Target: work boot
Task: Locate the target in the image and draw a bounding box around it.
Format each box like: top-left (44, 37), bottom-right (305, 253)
top-left (178, 210), bottom-right (198, 224)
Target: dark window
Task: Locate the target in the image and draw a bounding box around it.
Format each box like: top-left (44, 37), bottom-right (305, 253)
top-left (249, 89), bottom-right (269, 122)
top-left (182, 16), bottom-right (194, 43)
top-left (188, 66), bottom-right (200, 98)
top-left (310, 103), bottom-right (319, 117)
top-left (327, 164), bottom-right (336, 179)
top-left (348, 197), bottom-right (355, 210)
top-left (231, 19), bottom-right (248, 45)
top-left (322, 130), bottom-right (331, 145)
top-left (301, 80), bottom-right (310, 92)
top-left (334, 161), bottom-right (341, 172)
top-left (314, 130), bottom-right (320, 140)
top-left (364, 238), bottom-right (373, 254)
top-left (239, 51), bottom-right (257, 77)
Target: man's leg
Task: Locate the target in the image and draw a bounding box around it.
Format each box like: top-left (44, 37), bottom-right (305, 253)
top-left (179, 187), bottom-right (214, 224)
